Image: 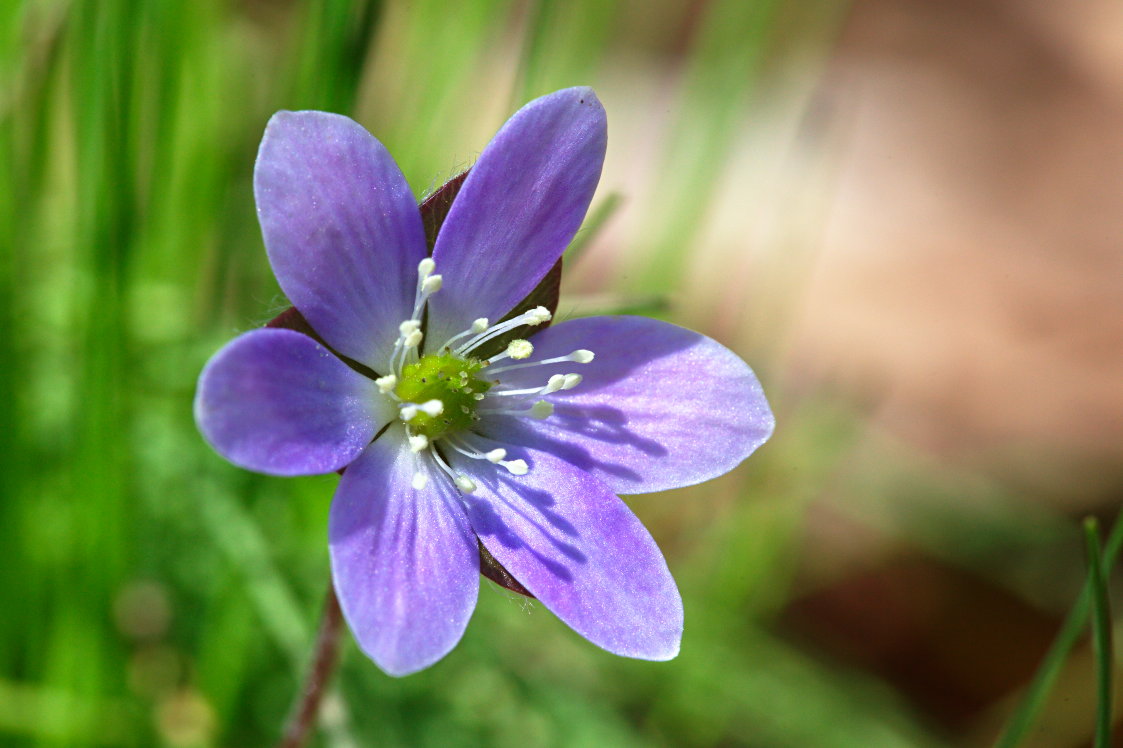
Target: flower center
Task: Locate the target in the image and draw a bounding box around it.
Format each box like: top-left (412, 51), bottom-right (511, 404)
top-left (378, 258), bottom-right (596, 493)
top-left (393, 353), bottom-right (491, 440)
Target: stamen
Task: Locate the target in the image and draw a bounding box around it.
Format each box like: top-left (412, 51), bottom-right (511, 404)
top-left (411, 471), bottom-right (429, 490)
top-left (420, 399), bottom-right (444, 417)
top-left (503, 459), bottom-right (528, 475)
top-left (486, 448), bottom-right (506, 463)
top-left (408, 434), bottom-right (429, 453)
top-left (375, 374), bottom-right (398, 394)
top-left (486, 339), bottom-right (534, 365)
top-left (417, 258), bottom-right (435, 279)
top-left (427, 446), bottom-right (475, 495)
top-left (485, 349), bottom-right (596, 374)
top-left (399, 405), bottom-right (418, 421)
top-left (454, 306), bottom-right (551, 356)
top-left (439, 318), bottom-right (489, 351)
top-left (478, 399), bottom-right (554, 420)
top-left (488, 371), bottom-right (583, 399)
top-left (421, 274), bottom-right (443, 294)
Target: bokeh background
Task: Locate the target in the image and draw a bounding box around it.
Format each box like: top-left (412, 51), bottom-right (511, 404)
top-left (3, 0), bottom-right (1122, 746)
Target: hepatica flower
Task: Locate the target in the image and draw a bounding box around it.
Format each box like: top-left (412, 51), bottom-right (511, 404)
top-left (195, 87), bottom-right (774, 676)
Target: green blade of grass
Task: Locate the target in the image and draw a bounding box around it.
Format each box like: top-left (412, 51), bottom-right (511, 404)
top-left (995, 511), bottom-right (1123, 747)
top-left (1084, 517), bottom-right (1114, 748)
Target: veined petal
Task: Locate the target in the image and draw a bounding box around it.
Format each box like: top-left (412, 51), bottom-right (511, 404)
top-left (255, 111), bottom-right (427, 371)
top-left (452, 441), bottom-right (682, 661)
top-left (480, 316), bottom-right (774, 494)
top-left (194, 328), bottom-right (387, 476)
top-left (329, 429), bottom-right (480, 676)
top-left (426, 88), bottom-right (606, 347)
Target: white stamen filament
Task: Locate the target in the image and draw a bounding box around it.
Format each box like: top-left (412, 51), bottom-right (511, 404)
top-left (425, 445), bottom-right (476, 494)
top-left (478, 399), bottom-right (554, 420)
top-left (439, 317), bottom-right (489, 352)
top-left (489, 371), bottom-right (583, 399)
top-left (453, 306), bottom-right (551, 356)
top-left (445, 436), bottom-right (528, 476)
top-left (485, 349), bottom-right (595, 375)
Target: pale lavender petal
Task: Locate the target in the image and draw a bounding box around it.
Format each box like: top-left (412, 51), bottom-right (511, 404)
top-left (480, 316), bottom-right (774, 494)
top-left (194, 328), bottom-right (388, 476)
top-left (255, 111), bottom-right (427, 371)
top-left (451, 440), bottom-right (682, 660)
top-left (426, 88), bottom-right (606, 347)
top-left (329, 429), bottom-right (479, 676)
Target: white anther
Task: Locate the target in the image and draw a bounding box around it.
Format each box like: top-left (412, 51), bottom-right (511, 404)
top-left (399, 405), bottom-right (418, 421)
top-left (408, 434), bottom-right (429, 453)
top-left (375, 374), bottom-right (398, 394)
top-left (562, 373), bottom-right (583, 390)
top-left (420, 399), bottom-right (444, 417)
top-left (527, 306), bottom-right (552, 324)
top-left (485, 448), bottom-right (507, 463)
top-left (571, 349), bottom-right (595, 364)
top-left (411, 471), bottom-right (429, 490)
top-left (543, 374), bottom-right (566, 394)
top-left (455, 476), bottom-right (477, 494)
top-left (502, 459), bottom-right (528, 475)
top-left (471, 318), bottom-right (489, 332)
top-left (403, 330), bottom-right (423, 349)
top-left (530, 400), bottom-right (554, 420)
top-left (507, 339), bottom-right (533, 360)
top-left (399, 319), bottom-right (421, 336)
top-left (421, 274), bottom-right (443, 294)
top-left (417, 258), bottom-right (435, 278)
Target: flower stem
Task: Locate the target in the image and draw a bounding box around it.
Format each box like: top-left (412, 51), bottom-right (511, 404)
top-left (277, 584), bottom-right (344, 748)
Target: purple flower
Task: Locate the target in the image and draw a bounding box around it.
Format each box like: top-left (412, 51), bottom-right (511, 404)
top-left (195, 87), bottom-right (774, 676)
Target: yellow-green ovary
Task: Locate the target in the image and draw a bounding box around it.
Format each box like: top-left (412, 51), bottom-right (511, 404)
top-left (395, 354), bottom-right (492, 439)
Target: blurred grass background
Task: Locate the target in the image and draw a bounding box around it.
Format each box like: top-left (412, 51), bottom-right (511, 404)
top-left (3, 0), bottom-right (1123, 746)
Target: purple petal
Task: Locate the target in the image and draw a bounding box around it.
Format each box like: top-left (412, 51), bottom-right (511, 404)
top-left (329, 429), bottom-right (480, 676)
top-left (255, 111), bottom-right (427, 371)
top-left (480, 316), bottom-right (774, 494)
top-left (426, 88), bottom-right (606, 347)
top-left (194, 328), bottom-right (387, 476)
top-left (451, 440), bottom-right (682, 660)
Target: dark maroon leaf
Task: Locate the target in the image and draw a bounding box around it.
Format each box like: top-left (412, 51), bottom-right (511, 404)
top-left (420, 170), bottom-right (469, 251)
top-left (479, 540), bottom-right (534, 598)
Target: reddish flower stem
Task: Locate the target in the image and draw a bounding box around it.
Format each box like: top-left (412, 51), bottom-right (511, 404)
top-left (276, 585), bottom-right (344, 748)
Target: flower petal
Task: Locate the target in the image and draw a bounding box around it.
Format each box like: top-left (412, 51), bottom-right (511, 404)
top-left (254, 111), bottom-right (427, 371)
top-left (329, 429), bottom-right (480, 676)
top-left (194, 328), bottom-right (387, 476)
top-left (426, 88), bottom-right (606, 347)
top-left (480, 316), bottom-right (774, 494)
top-left (451, 441), bottom-right (682, 661)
